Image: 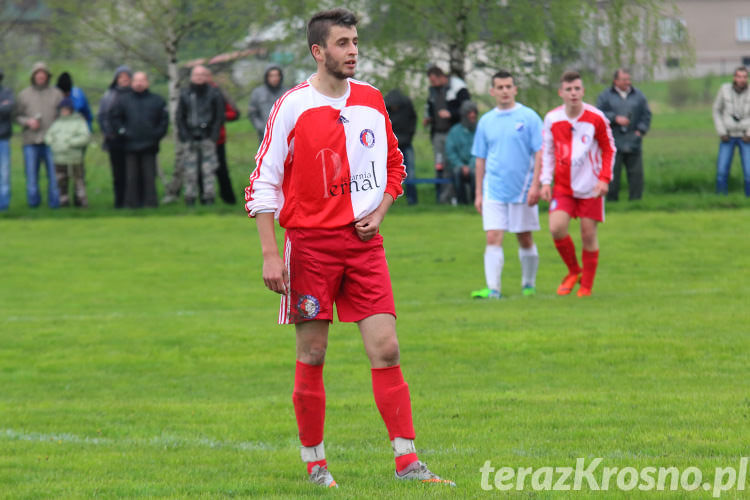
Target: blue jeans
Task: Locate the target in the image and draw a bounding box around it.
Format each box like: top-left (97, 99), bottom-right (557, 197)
top-left (23, 144), bottom-right (59, 208)
top-left (401, 145), bottom-right (418, 205)
top-left (716, 137), bottom-right (750, 196)
top-left (0, 139), bottom-right (9, 210)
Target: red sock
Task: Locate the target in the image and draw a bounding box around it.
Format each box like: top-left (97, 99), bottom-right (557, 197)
top-left (371, 365), bottom-right (416, 441)
top-left (581, 249), bottom-right (599, 290)
top-left (306, 459), bottom-right (327, 474)
top-left (395, 453), bottom-right (418, 473)
top-left (554, 235), bottom-right (582, 275)
top-left (293, 361), bottom-right (325, 447)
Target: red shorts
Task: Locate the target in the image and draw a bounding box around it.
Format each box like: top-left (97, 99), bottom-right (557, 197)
top-left (279, 226), bottom-right (396, 324)
top-left (549, 193), bottom-right (605, 222)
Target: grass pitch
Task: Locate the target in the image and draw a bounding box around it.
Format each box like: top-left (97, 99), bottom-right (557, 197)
top-left (1, 207), bottom-right (748, 498)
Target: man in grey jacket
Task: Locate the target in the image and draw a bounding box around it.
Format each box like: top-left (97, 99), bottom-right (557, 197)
top-left (712, 66), bottom-right (750, 196)
top-left (596, 68), bottom-right (651, 201)
top-left (0, 69), bottom-right (13, 210)
top-left (15, 62), bottom-right (63, 208)
top-left (248, 65), bottom-right (288, 143)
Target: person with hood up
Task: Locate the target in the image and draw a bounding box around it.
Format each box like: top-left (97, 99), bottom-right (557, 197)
top-left (445, 100), bottom-right (478, 205)
top-left (15, 61), bottom-right (63, 208)
top-left (109, 71), bottom-right (168, 208)
top-left (45, 97), bottom-right (92, 207)
top-left (0, 68), bottom-right (14, 210)
top-left (248, 64), bottom-right (288, 143)
top-left (98, 66), bottom-right (132, 208)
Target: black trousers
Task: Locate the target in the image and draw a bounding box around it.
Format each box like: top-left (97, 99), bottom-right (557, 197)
top-left (109, 147), bottom-right (127, 208)
top-left (607, 149), bottom-right (643, 201)
top-left (125, 152), bottom-right (158, 208)
top-left (215, 143), bottom-right (236, 204)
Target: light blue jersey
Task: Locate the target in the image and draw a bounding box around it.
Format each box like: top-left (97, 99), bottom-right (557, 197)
top-left (471, 103), bottom-right (543, 203)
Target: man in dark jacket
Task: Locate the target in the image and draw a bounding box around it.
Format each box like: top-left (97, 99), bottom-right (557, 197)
top-left (384, 89), bottom-right (417, 205)
top-left (423, 65), bottom-right (470, 203)
top-left (248, 64), bottom-right (288, 143)
top-left (110, 71), bottom-right (168, 208)
top-left (0, 69), bottom-right (13, 210)
top-left (98, 65), bottom-right (132, 208)
top-left (175, 65), bottom-right (224, 205)
top-left (596, 68), bottom-right (651, 201)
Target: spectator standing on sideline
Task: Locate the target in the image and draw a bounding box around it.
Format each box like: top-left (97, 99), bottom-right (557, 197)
top-left (248, 64), bottom-right (288, 143)
top-left (540, 71), bottom-right (615, 297)
top-left (45, 97), bottom-right (91, 207)
top-left (712, 66), bottom-right (750, 196)
top-left (98, 66), bottom-right (132, 208)
top-left (15, 62), bottom-right (63, 208)
top-left (424, 65), bottom-right (470, 203)
top-left (470, 71), bottom-right (543, 299)
top-left (0, 69), bottom-right (14, 210)
top-left (56, 72), bottom-right (93, 131)
top-left (245, 8), bottom-right (454, 489)
top-left (213, 77), bottom-right (240, 204)
top-left (445, 100), bottom-right (478, 205)
top-left (110, 71), bottom-right (168, 208)
top-left (384, 88), bottom-right (417, 205)
top-left (595, 68), bottom-right (651, 201)
top-left (174, 65), bottom-right (224, 205)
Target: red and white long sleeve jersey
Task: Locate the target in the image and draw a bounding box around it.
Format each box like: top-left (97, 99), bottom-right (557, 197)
top-left (244, 77), bottom-right (405, 229)
top-left (540, 103), bottom-right (616, 199)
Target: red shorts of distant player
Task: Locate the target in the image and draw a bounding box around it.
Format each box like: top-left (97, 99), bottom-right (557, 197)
top-left (279, 226), bottom-right (396, 324)
top-left (549, 192), bottom-right (605, 222)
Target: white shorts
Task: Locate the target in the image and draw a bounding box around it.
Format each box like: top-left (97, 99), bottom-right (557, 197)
top-left (482, 200), bottom-right (540, 233)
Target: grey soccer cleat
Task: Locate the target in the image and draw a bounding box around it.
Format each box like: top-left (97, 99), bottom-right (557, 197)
top-left (395, 460), bottom-right (455, 486)
top-left (309, 464), bottom-right (338, 488)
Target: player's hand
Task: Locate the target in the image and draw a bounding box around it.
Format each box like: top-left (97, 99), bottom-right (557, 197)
top-left (527, 184), bottom-right (541, 206)
top-left (593, 180), bottom-right (609, 198)
top-left (743, 135), bottom-right (750, 143)
top-left (355, 210), bottom-right (384, 241)
top-left (263, 253), bottom-right (289, 295)
top-left (720, 135), bottom-right (730, 142)
top-left (540, 184), bottom-right (552, 202)
top-left (474, 192), bottom-right (482, 214)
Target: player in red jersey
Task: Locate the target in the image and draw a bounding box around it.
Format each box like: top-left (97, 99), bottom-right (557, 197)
top-left (245, 8), bottom-right (454, 488)
top-left (540, 71), bottom-right (616, 297)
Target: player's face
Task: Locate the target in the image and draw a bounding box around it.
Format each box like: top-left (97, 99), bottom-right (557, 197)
top-left (734, 70), bottom-right (748, 90)
top-left (318, 25), bottom-right (358, 80)
top-left (559, 79), bottom-right (584, 107)
top-left (490, 77), bottom-right (517, 108)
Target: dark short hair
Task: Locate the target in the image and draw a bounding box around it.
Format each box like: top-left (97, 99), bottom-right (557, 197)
top-left (426, 65), bottom-right (445, 77)
top-left (492, 70), bottom-right (514, 85)
top-left (734, 66), bottom-right (748, 76)
top-left (560, 70), bottom-right (582, 85)
top-left (613, 68), bottom-right (631, 81)
top-left (307, 8), bottom-right (358, 51)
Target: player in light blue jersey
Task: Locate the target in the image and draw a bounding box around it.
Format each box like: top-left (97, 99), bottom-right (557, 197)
top-left (470, 70), bottom-right (543, 299)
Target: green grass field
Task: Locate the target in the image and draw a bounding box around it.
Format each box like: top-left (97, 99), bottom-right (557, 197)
top-left (2, 207), bottom-right (749, 498)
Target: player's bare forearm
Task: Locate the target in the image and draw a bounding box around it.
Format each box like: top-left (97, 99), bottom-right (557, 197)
top-left (474, 158), bottom-right (485, 214)
top-left (527, 151), bottom-right (543, 206)
top-left (256, 212), bottom-right (289, 294)
top-left (355, 193), bottom-right (394, 241)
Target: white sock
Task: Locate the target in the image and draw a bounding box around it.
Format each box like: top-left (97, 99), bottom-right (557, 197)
top-left (484, 245), bottom-right (504, 292)
top-left (391, 437), bottom-right (416, 457)
top-left (300, 441), bottom-right (325, 463)
top-left (518, 245), bottom-right (539, 288)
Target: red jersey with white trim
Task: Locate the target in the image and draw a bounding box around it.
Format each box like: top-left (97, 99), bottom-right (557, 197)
top-left (540, 102), bottom-right (616, 199)
top-left (245, 77), bottom-right (405, 229)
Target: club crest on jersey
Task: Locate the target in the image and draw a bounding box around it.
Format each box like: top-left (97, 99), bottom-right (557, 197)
top-left (360, 129), bottom-right (375, 148)
top-left (515, 121), bottom-right (524, 131)
top-left (297, 295), bottom-right (320, 319)
top-left (581, 134), bottom-right (590, 144)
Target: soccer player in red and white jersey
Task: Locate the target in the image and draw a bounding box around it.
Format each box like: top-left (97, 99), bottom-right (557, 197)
top-left (540, 71), bottom-right (616, 297)
top-left (244, 8), bottom-right (454, 488)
